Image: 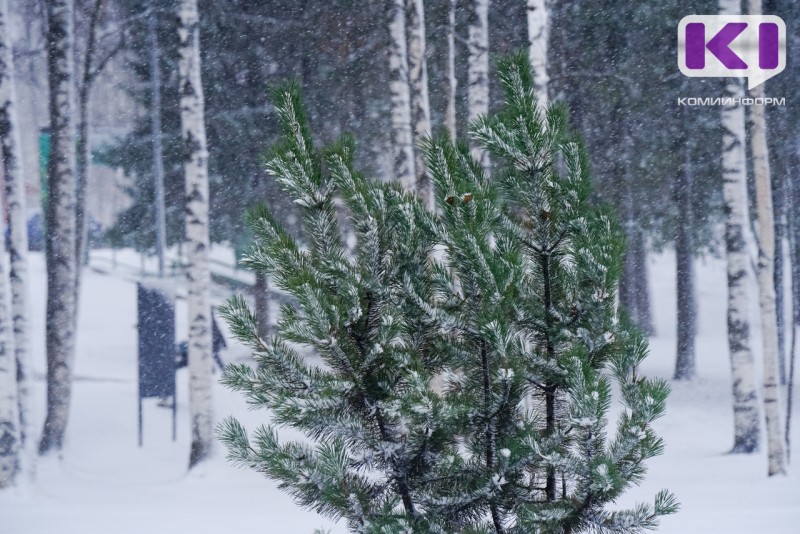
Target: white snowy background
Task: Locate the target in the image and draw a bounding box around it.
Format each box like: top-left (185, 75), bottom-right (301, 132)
top-left (1, 246), bottom-right (798, 533)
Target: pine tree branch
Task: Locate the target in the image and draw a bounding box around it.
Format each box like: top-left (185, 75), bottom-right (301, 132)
top-left (546, 226), bottom-right (570, 254)
top-left (522, 237), bottom-right (543, 254)
top-left (526, 377), bottom-right (547, 390)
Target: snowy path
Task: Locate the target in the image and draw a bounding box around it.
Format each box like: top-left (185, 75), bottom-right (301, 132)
top-left (2, 251), bottom-right (341, 534)
top-left (620, 250), bottom-right (800, 532)
top-left (1, 249), bottom-right (798, 533)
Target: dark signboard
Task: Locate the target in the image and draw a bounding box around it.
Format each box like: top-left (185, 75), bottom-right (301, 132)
top-left (137, 282), bottom-right (176, 445)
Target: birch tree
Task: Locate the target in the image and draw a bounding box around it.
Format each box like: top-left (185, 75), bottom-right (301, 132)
top-left (75, 0), bottom-right (122, 283)
top-left (748, 0), bottom-right (786, 478)
top-left (0, 0), bottom-right (30, 454)
top-left (178, 0), bottom-right (213, 468)
top-left (718, 0), bottom-right (760, 453)
top-left (405, 0), bottom-right (431, 208)
top-left (385, 0), bottom-right (415, 189)
top-left (773, 173), bottom-right (787, 385)
top-left (467, 0), bottom-right (489, 168)
top-left (788, 157), bottom-right (799, 460)
top-left (445, 0), bottom-right (456, 138)
top-left (527, 0), bottom-right (549, 107)
top-left (0, 0), bottom-right (20, 486)
top-left (39, 0), bottom-right (78, 456)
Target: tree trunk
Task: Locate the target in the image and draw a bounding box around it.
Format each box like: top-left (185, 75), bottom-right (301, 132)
top-left (786, 158), bottom-right (798, 460)
top-left (619, 185), bottom-right (639, 324)
top-left (75, 80), bottom-right (90, 271)
top-left (674, 132), bottom-right (696, 381)
top-left (0, 0), bottom-right (21, 486)
top-left (75, 0), bottom-right (105, 299)
top-left (0, 222), bottom-right (16, 486)
top-left (385, 0), bottom-right (415, 190)
top-left (254, 272), bottom-right (270, 340)
top-left (789, 318), bottom-right (797, 462)
top-left (618, 256), bottom-right (638, 324)
top-left (617, 129), bottom-right (652, 336)
top-left (39, 0), bottom-right (78, 457)
top-left (621, 228), bottom-right (653, 336)
top-left (178, 0), bottom-right (213, 469)
top-left (445, 0), bottom-right (456, 139)
top-left (0, 0), bottom-right (30, 454)
top-left (718, 12), bottom-right (760, 450)
top-left (749, 0), bottom-right (786, 478)
top-left (634, 232), bottom-right (653, 335)
top-left (149, 0), bottom-right (167, 277)
top-left (793, 155), bottom-right (800, 337)
top-left (774, 169), bottom-right (787, 385)
top-left (467, 0), bottom-right (489, 169)
top-left (527, 0), bottom-right (549, 107)
top-left (406, 0), bottom-right (431, 209)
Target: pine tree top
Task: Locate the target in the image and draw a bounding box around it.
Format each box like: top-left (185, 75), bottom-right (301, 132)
top-left (219, 52), bottom-right (676, 534)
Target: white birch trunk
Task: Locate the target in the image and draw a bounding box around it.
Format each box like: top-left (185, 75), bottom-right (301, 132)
top-left (39, 0), bottom-right (78, 457)
top-left (445, 0), bottom-right (457, 139)
top-left (527, 0), bottom-right (549, 107)
top-left (406, 0), bottom-right (432, 209)
top-left (747, 0), bottom-right (786, 476)
top-left (467, 0), bottom-right (490, 169)
top-left (0, 2), bottom-right (18, 478)
top-left (719, 0), bottom-right (760, 454)
top-left (0, 0), bottom-right (30, 461)
top-left (523, 1), bottom-right (548, 420)
top-left (178, 0), bottom-right (213, 469)
top-left (386, 0), bottom-right (416, 190)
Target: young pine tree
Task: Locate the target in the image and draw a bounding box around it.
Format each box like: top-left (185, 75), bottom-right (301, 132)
top-left (219, 54), bottom-right (676, 533)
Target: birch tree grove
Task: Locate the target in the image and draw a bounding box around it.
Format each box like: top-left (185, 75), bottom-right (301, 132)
top-left (748, 0), bottom-right (786, 477)
top-left (467, 0), bottom-right (489, 168)
top-left (385, 0), bottom-right (415, 190)
top-left (0, 0), bottom-right (20, 486)
top-left (527, 0), bottom-right (549, 107)
top-left (178, 0), bottom-right (214, 469)
top-left (0, 0), bottom-right (30, 454)
top-left (719, 0), bottom-right (759, 453)
top-left (405, 0), bottom-right (431, 209)
top-left (39, 0), bottom-right (78, 456)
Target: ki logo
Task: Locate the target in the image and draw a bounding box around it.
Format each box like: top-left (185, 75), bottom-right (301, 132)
top-left (678, 15), bottom-right (786, 90)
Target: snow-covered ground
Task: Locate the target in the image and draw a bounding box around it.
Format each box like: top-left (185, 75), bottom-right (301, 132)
top-left (1, 249), bottom-right (798, 533)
